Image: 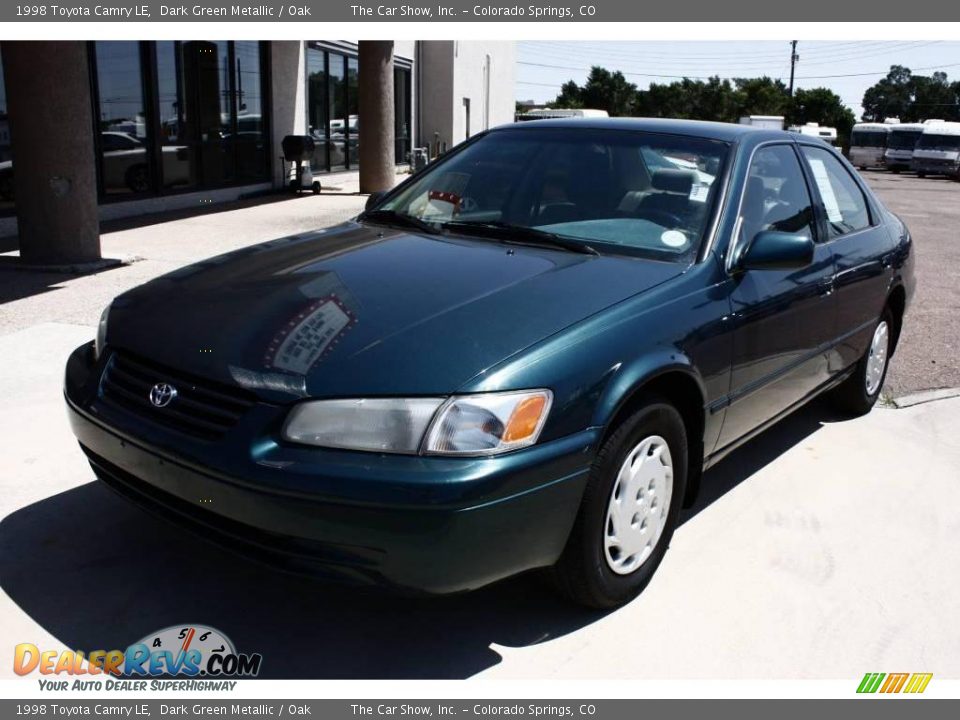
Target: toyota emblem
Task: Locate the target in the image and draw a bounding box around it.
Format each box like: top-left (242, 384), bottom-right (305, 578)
top-left (149, 383), bottom-right (178, 408)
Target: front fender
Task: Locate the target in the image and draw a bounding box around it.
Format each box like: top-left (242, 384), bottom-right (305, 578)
top-left (591, 352), bottom-right (707, 430)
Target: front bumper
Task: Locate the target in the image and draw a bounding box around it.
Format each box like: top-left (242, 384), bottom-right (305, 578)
top-left (65, 343), bottom-right (595, 594)
top-left (910, 159), bottom-right (960, 176)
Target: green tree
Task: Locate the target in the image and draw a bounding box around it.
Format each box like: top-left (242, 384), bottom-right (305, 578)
top-left (861, 65), bottom-right (916, 121)
top-left (552, 80), bottom-right (584, 109)
top-left (551, 66), bottom-right (638, 116)
top-left (732, 77), bottom-right (790, 118)
top-left (788, 87), bottom-right (857, 148)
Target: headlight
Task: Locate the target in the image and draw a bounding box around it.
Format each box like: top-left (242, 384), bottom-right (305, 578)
top-left (282, 397), bottom-right (446, 454)
top-left (281, 389), bottom-right (552, 456)
top-left (425, 390), bottom-right (553, 455)
top-left (94, 302), bottom-right (111, 360)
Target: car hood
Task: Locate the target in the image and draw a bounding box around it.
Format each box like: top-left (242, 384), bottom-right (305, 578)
top-left (107, 222), bottom-right (686, 402)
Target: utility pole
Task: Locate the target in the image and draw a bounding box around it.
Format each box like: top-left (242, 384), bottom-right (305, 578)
top-left (788, 40), bottom-right (799, 97)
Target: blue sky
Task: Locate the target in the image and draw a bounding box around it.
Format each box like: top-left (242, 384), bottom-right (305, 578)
top-left (516, 41), bottom-right (960, 119)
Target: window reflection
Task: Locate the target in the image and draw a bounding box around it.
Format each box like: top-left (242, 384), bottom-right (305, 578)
top-left (94, 41), bottom-right (151, 196)
top-left (395, 67), bottom-right (411, 163)
top-left (307, 48), bottom-right (329, 173)
top-left (305, 46), bottom-right (412, 174)
top-left (328, 53), bottom-right (347, 171)
top-left (155, 40), bottom-right (268, 192)
top-left (232, 41), bottom-right (267, 181)
top-left (0, 46), bottom-right (14, 213)
top-left (347, 57), bottom-right (359, 167)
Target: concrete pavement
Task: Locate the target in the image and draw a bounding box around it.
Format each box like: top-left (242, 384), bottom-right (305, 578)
top-left (864, 171), bottom-right (960, 399)
top-left (0, 321), bottom-right (958, 679)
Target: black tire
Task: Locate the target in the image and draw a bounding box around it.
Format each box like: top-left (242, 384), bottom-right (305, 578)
top-left (124, 164), bottom-right (150, 193)
top-left (829, 307), bottom-right (894, 416)
top-left (312, 181), bottom-right (321, 194)
top-left (917, 171), bottom-right (926, 179)
top-left (551, 398), bottom-right (688, 609)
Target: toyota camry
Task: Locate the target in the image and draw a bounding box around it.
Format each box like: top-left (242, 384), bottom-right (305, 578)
top-left (64, 119), bottom-right (914, 608)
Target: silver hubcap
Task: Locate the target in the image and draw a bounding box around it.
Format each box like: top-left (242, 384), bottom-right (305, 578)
top-left (865, 320), bottom-right (890, 396)
top-left (604, 435), bottom-right (674, 575)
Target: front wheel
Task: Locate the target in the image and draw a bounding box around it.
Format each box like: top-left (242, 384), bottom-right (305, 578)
top-left (551, 399), bottom-right (687, 609)
top-left (829, 308), bottom-right (894, 415)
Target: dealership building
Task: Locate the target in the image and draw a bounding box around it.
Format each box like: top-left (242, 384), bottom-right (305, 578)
top-left (0, 40), bottom-right (516, 263)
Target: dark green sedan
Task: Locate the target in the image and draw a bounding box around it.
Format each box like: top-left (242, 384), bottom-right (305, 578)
top-left (64, 119), bottom-right (914, 608)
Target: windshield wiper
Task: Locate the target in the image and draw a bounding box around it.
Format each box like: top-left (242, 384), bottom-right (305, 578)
top-left (359, 208), bottom-right (441, 235)
top-left (441, 220), bottom-right (600, 256)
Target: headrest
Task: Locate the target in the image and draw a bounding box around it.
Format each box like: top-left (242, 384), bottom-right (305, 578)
top-left (651, 168), bottom-right (695, 195)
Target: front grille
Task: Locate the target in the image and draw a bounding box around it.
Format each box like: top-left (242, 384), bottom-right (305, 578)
top-left (100, 350), bottom-right (257, 440)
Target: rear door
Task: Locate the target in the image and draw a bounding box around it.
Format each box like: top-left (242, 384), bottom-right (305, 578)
top-left (797, 144), bottom-right (892, 374)
top-left (717, 142), bottom-right (837, 448)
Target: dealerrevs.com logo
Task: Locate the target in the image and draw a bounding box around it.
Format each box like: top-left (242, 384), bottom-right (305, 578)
top-left (857, 672), bottom-right (933, 694)
top-left (14, 624), bottom-right (262, 690)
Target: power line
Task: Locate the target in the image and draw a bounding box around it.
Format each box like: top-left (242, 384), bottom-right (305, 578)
top-left (520, 40), bottom-right (936, 65)
top-left (517, 60), bottom-right (960, 82)
top-left (519, 41), bottom-right (939, 72)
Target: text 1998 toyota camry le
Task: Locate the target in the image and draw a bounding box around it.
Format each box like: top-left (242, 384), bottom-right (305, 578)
top-left (65, 119), bottom-right (914, 608)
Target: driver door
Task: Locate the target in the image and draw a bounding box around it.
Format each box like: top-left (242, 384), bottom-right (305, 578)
top-left (717, 143), bottom-right (837, 448)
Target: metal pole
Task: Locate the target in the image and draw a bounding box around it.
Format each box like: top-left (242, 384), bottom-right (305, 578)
top-left (788, 40), bottom-right (798, 97)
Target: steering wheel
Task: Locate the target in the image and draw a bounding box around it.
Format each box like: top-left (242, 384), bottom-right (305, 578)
top-left (634, 207), bottom-right (685, 229)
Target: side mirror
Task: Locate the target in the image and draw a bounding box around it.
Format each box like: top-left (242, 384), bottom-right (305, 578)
top-left (365, 190), bottom-right (387, 211)
top-left (740, 231), bottom-right (814, 271)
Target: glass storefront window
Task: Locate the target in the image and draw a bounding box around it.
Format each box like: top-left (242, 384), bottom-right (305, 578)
top-left (232, 41), bottom-right (268, 181)
top-left (101, 40), bottom-right (270, 197)
top-left (94, 42), bottom-right (151, 196)
top-left (0, 46), bottom-right (14, 214)
top-left (347, 57), bottom-right (359, 167)
top-left (155, 40), bottom-right (196, 190)
top-left (395, 67), bottom-right (411, 164)
top-left (328, 53), bottom-right (347, 171)
top-left (306, 48), bottom-right (329, 174)
top-left (306, 45), bottom-right (413, 174)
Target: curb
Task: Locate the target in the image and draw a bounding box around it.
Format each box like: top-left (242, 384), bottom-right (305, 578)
top-left (887, 387), bottom-right (960, 409)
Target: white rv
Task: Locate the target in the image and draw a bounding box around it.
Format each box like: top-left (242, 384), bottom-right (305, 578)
top-left (516, 108), bottom-right (609, 121)
top-left (738, 115), bottom-right (784, 130)
top-left (910, 121), bottom-right (960, 179)
top-left (884, 122), bottom-right (931, 172)
top-left (787, 122), bottom-right (838, 145)
top-left (849, 123), bottom-right (891, 169)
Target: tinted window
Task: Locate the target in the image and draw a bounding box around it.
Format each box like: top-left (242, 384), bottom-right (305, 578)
top-left (851, 131), bottom-right (887, 149)
top-left (739, 144), bottom-right (815, 249)
top-left (380, 128), bottom-right (730, 262)
top-left (916, 133), bottom-right (960, 150)
top-left (888, 131), bottom-right (921, 150)
top-left (801, 146), bottom-right (871, 238)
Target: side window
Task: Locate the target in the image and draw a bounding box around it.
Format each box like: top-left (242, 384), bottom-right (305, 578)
top-left (740, 144), bottom-right (815, 250)
top-left (800, 145), bottom-right (871, 239)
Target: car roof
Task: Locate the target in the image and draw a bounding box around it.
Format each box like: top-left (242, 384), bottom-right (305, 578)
top-left (496, 117), bottom-right (796, 143)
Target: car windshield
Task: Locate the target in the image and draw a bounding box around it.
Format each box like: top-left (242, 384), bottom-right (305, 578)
top-left (851, 131), bottom-right (887, 148)
top-left (373, 127), bottom-right (730, 262)
top-left (917, 133), bottom-right (960, 150)
top-left (888, 131), bottom-right (922, 149)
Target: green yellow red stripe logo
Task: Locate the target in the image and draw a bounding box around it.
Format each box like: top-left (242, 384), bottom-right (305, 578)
top-left (857, 672), bottom-right (932, 694)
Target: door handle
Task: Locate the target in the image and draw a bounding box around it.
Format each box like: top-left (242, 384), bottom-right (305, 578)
top-left (818, 277), bottom-right (835, 296)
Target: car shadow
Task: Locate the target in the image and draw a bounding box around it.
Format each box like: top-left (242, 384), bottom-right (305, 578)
top-left (0, 398), bottom-right (845, 679)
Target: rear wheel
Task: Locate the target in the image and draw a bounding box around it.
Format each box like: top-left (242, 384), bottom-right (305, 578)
top-left (551, 399), bottom-right (687, 608)
top-left (829, 308), bottom-right (894, 415)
